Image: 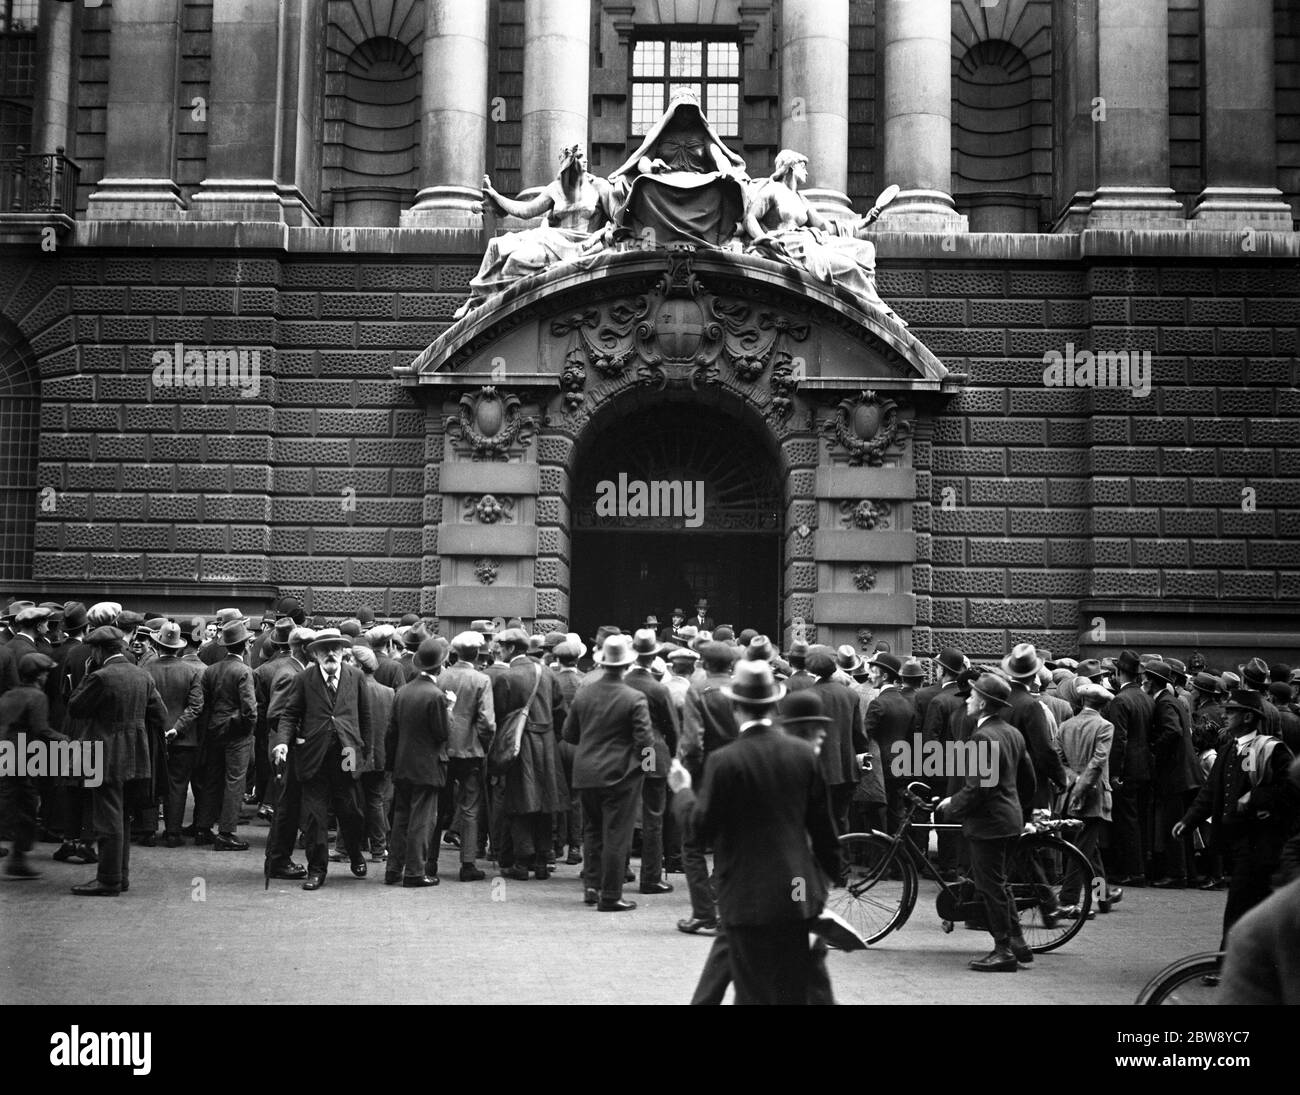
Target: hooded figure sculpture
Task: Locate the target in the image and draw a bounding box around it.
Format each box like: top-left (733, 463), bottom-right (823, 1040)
top-left (609, 89), bottom-right (749, 248)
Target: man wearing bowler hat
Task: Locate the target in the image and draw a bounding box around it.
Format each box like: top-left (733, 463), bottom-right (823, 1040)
top-left (272, 628), bottom-right (373, 890)
top-left (804, 648), bottom-right (869, 835)
top-left (668, 659), bottom-right (842, 1004)
top-left (938, 673), bottom-right (1038, 972)
top-left (1175, 690), bottom-right (1299, 975)
top-left (1107, 649), bottom-right (1156, 886)
top-left (691, 599), bottom-right (714, 633)
top-left (144, 621), bottom-right (207, 847)
top-left (1143, 660), bottom-right (1204, 888)
top-left (562, 633), bottom-right (655, 911)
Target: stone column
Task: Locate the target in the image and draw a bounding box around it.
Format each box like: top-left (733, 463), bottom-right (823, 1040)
top-left (190, 0), bottom-right (288, 221)
top-left (519, 0), bottom-right (590, 201)
top-left (1190, 0), bottom-right (1292, 229)
top-left (1085, 0), bottom-right (1183, 227)
top-left (878, 0), bottom-right (965, 230)
top-left (401, 0), bottom-right (491, 227)
top-left (779, 0), bottom-right (851, 220)
top-left (30, 0), bottom-right (75, 154)
top-left (87, 0), bottom-right (185, 219)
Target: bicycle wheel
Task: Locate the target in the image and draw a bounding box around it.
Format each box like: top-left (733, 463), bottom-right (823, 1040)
top-left (1135, 952), bottom-right (1224, 1005)
top-left (826, 832), bottom-right (917, 945)
top-left (1006, 833), bottom-right (1093, 952)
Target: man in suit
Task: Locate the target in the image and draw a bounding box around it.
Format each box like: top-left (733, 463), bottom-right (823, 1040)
top-left (251, 619), bottom-right (295, 821)
top-left (562, 633), bottom-right (655, 911)
top-left (1001, 643), bottom-right (1066, 816)
top-left (1144, 660), bottom-right (1204, 887)
top-left (862, 651), bottom-right (919, 848)
top-left (384, 637), bottom-right (451, 887)
top-left (66, 626), bottom-right (169, 895)
top-left (668, 659), bottom-right (842, 1004)
top-left (1107, 648), bottom-right (1156, 886)
top-left (1, 652), bottom-right (65, 878)
top-left (938, 673), bottom-right (1038, 972)
top-left (434, 632), bottom-right (496, 880)
top-left (272, 628), bottom-right (373, 890)
top-left (920, 647), bottom-right (968, 880)
top-left (805, 649), bottom-right (869, 835)
top-left (690, 598), bottom-right (714, 633)
top-left (659, 609), bottom-right (686, 645)
top-left (262, 626), bottom-right (314, 881)
top-left (193, 619), bottom-right (258, 850)
top-left (624, 629), bottom-right (680, 895)
top-left (351, 646), bottom-right (396, 863)
top-left (144, 621), bottom-right (206, 847)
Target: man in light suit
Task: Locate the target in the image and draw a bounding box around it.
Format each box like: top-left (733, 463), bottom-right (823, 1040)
top-left (669, 659), bottom-right (842, 1004)
top-left (562, 633), bottom-right (655, 911)
top-left (272, 629), bottom-right (373, 890)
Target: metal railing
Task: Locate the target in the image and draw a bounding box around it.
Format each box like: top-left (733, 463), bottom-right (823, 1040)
top-left (0, 147), bottom-right (81, 216)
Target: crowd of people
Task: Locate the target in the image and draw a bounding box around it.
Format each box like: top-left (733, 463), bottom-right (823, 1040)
top-left (2, 593), bottom-right (1298, 1003)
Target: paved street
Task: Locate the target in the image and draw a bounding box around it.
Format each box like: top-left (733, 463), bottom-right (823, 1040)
top-left (0, 814), bottom-right (1225, 1006)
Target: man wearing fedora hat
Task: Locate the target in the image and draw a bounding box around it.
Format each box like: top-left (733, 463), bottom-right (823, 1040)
top-left (562, 633), bottom-right (655, 911)
top-left (1240, 657), bottom-right (1283, 741)
top-left (1143, 661), bottom-right (1204, 888)
top-left (690, 599), bottom-right (714, 633)
top-left (1106, 649), bottom-right (1156, 887)
top-left (144, 621), bottom-right (207, 847)
top-left (624, 630), bottom-right (680, 895)
top-left (1174, 690), bottom-right (1299, 966)
top-left (659, 609), bottom-right (686, 645)
top-left (273, 628), bottom-right (374, 890)
top-left (938, 673), bottom-right (1039, 972)
top-left (193, 619), bottom-right (258, 851)
top-left (66, 626), bottom-right (169, 895)
top-left (1000, 644), bottom-right (1067, 818)
top-left (668, 659), bottom-right (842, 1004)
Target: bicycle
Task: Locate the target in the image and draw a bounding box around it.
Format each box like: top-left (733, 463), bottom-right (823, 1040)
top-left (826, 781), bottom-right (1099, 953)
top-left (1134, 951), bottom-right (1224, 1004)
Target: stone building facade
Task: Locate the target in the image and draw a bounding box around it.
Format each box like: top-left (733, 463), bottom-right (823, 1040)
top-left (1, 0), bottom-right (1298, 665)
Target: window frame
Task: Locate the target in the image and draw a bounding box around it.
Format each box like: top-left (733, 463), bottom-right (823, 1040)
top-left (628, 29), bottom-right (742, 142)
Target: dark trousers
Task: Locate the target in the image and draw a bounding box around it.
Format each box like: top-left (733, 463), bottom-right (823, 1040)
top-left (510, 811), bottom-right (552, 864)
top-left (387, 780), bottom-right (439, 880)
top-left (1110, 780), bottom-right (1152, 878)
top-left (1061, 816), bottom-right (1107, 906)
top-left (0, 776), bottom-right (38, 855)
top-left (682, 807), bottom-right (716, 920)
top-left (1220, 836), bottom-right (1277, 950)
top-left (163, 746), bottom-right (199, 835)
top-left (580, 772), bottom-right (643, 901)
top-left (88, 779), bottom-right (130, 887)
top-left (690, 925), bottom-right (835, 1005)
top-left (433, 757), bottom-right (483, 864)
top-left (265, 769), bottom-right (302, 870)
top-left (969, 836), bottom-right (1019, 946)
top-left (253, 726), bottom-right (271, 803)
top-left (1154, 789), bottom-right (1195, 880)
top-left (488, 777), bottom-right (512, 865)
top-left (639, 776), bottom-right (666, 883)
top-left (298, 742), bottom-right (365, 875)
top-left (197, 734), bottom-right (254, 834)
top-left (360, 770), bottom-right (392, 854)
top-left (719, 921), bottom-right (834, 1005)
top-left (829, 782), bottom-right (854, 836)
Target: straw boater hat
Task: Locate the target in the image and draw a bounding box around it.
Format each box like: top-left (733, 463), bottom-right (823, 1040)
top-left (722, 660), bottom-right (786, 705)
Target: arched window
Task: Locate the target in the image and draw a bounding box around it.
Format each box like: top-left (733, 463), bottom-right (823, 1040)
top-left (0, 316), bottom-right (38, 582)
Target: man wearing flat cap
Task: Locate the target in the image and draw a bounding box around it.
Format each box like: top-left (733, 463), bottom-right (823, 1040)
top-left (273, 628), bottom-right (374, 890)
top-left (1107, 649), bottom-right (1156, 887)
top-left (66, 626), bottom-right (169, 895)
top-left (6, 604), bottom-right (50, 662)
top-left (938, 673), bottom-right (1038, 972)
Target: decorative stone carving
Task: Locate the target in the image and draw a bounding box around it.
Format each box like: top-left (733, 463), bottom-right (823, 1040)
top-left (852, 564), bottom-right (878, 591)
top-left (465, 494), bottom-right (513, 524)
top-left (819, 389), bottom-right (912, 467)
top-left (445, 386), bottom-right (537, 459)
top-left (559, 350), bottom-right (587, 412)
top-left (841, 499), bottom-right (891, 530)
top-left (856, 627), bottom-right (874, 651)
top-left (766, 350), bottom-right (802, 421)
top-left (550, 246), bottom-right (810, 393)
top-left (474, 557), bottom-right (500, 585)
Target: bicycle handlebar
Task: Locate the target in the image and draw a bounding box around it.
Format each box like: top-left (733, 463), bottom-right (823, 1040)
top-left (905, 781), bottom-right (942, 811)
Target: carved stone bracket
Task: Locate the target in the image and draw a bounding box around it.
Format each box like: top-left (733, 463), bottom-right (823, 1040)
top-left (852, 564), bottom-right (878, 591)
top-left (464, 494), bottom-right (514, 524)
top-left (819, 390), bottom-right (912, 467)
top-left (474, 557), bottom-right (500, 585)
top-left (841, 499), bottom-right (892, 531)
top-left (445, 386), bottom-right (537, 459)
top-left (856, 627), bottom-right (874, 651)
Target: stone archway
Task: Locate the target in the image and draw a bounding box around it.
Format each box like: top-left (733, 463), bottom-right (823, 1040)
top-left (399, 247), bottom-right (962, 652)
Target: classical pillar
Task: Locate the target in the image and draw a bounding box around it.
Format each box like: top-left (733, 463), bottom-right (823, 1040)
top-left (1085, 0), bottom-right (1183, 227)
top-left (86, 0), bottom-right (185, 219)
top-left (190, 0), bottom-right (290, 221)
top-left (519, 0), bottom-right (590, 200)
top-left (401, 0), bottom-right (491, 227)
top-left (779, 0), bottom-right (851, 220)
top-left (878, 0), bottom-right (966, 230)
top-left (1190, 0), bottom-right (1292, 229)
top-left (30, 0), bottom-right (75, 154)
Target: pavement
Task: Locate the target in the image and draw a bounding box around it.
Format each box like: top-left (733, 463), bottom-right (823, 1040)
top-left (0, 817), bottom-right (1225, 1006)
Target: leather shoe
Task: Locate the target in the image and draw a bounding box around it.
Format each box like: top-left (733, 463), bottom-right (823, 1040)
top-left (302, 873), bottom-right (326, 891)
top-left (1057, 904), bottom-right (1095, 920)
top-left (1115, 874), bottom-right (1147, 887)
top-left (213, 833), bottom-right (249, 851)
top-left (502, 864), bottom-right (530, 881)
top-left (969, 946), bottom-right (1018, 972)
top-left (193, 830), bottom-right (215, 846)
top-left (1039, 906), bottom-right (1061, 928)
top-left (565, 849), bottom-right (583, 865)
top-left (1151, 876), bottom-right (1186, 889)
top-left (52, 842), bottom-right (77, 862)
top-left (350, 859), bottom-right (367, 879)
top-left (384, 874), bottom-right (400, 885)
top-left (1199, 877), bottom-right (1226, 891)
top-left (597, 898), bottom-right (637, 912)
top-left (402, 874), bottom-right (439, 887)
top-left (163, 833), bottom-right (184, 848)
top-left (1010, 940), bottom-right (1034, 965)
top-left (1105, 886), bottom-right (1123, 906)
top-left (534, 863), bottom-right (550, 881)
top-left (270, 864), bottom-right (308, 880)
top-left (583, 888), bottom-right (599, 906)
top-left (639, 881), bottom-right (674, 895)
top-left (71, 878), bottom-right (120, 896)
top-left (676, 916), bottom-right (718, 934)
top-left (459, 864), bottom-right (486, 881)
top-left (137, 833), bottom-right (157, 847)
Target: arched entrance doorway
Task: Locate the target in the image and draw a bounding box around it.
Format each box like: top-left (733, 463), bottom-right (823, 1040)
top-left (568, 394), bottom-right (784, 642)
